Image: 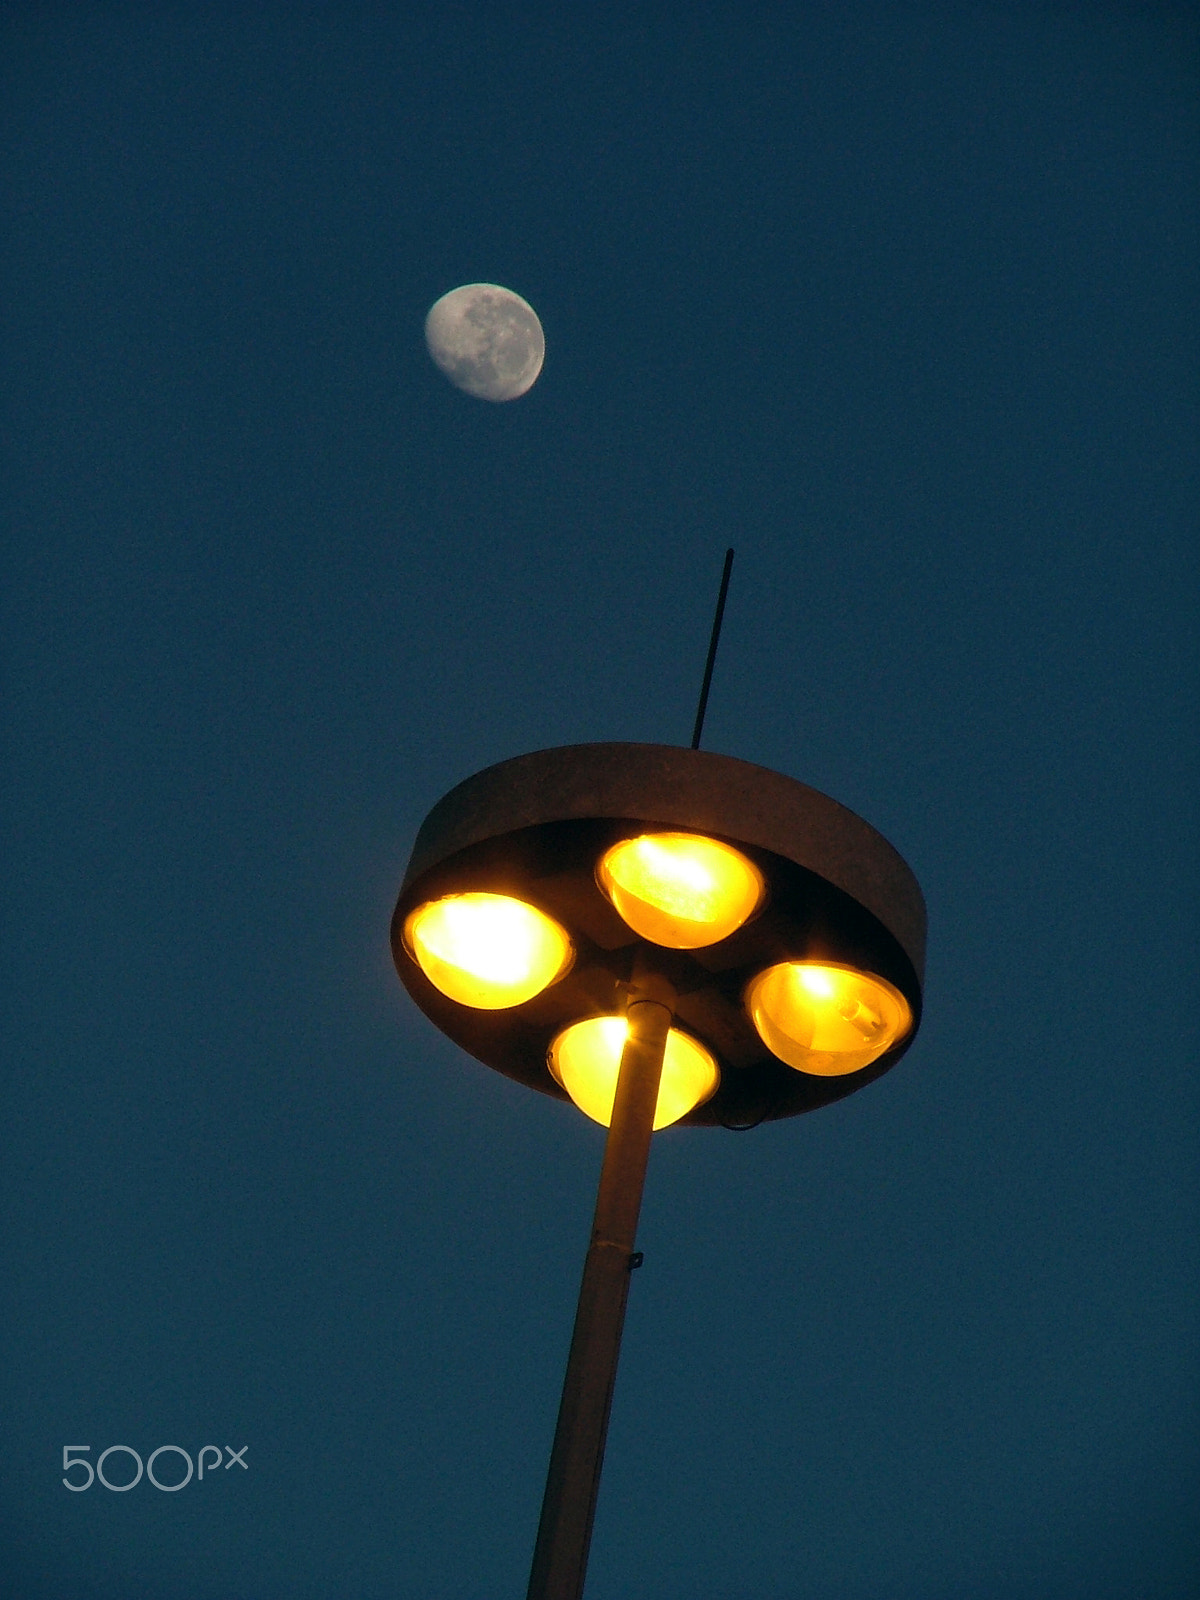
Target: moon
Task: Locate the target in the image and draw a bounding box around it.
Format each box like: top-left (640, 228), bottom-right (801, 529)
top-left (424, 283), bottom-right (545, 401)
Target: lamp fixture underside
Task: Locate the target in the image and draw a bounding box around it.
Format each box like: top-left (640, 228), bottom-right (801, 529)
top-left (392, 744), bottom-right (925, 1128)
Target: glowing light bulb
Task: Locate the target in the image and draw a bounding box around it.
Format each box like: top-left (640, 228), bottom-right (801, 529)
top-left (404, 893), bottom-right (572, 1010)
top-left (746, 962), bottom-right (912, 1077)
top-left (597, 833), bottom-right (764, 948)
top-left (548, 1016), bottom-right (720, 1129)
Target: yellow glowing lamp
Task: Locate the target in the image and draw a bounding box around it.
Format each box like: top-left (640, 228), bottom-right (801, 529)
top-left (746, 962), bottom-right (912, 1077)
top-left (404, 893), bottom-right (573, 1010)
top-left (548, 1016), bottom-right (720, 1129)
top-left (597, 832), bottom-right (764, 949)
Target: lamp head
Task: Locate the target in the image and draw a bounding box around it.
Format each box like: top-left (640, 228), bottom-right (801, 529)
top-left (596, 832), bottom-right (764, 948)
top-left (392, 744), bottom-right (925, 1128)
top-left (403, 893), bottom-right (572, 1010)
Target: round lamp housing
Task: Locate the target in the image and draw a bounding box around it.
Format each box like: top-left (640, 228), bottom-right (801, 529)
top-left (392, 744), bottom-right (926, 1127)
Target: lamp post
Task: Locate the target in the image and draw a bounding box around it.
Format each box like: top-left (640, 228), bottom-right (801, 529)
top-left (391, 741), bottom-right (925, 1599)
top-left (526, 965), bottom-right (671, 1598)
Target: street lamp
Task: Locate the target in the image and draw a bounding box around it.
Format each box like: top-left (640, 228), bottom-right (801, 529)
top-left (392, 739), bottom-right (925, 1600)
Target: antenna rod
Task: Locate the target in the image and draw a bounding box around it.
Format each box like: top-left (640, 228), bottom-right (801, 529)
top-left (690, 547), bottom-right (735, 749)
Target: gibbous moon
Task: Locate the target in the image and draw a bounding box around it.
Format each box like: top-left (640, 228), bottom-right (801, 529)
top-left (424, 283), bottom-right (545, 401)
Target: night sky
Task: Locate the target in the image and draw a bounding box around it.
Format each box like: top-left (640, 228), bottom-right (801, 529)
top-left (2, 6), bottom-right (1197, 1598)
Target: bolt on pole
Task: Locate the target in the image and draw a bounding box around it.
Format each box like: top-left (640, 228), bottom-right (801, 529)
top-left (526, 982), bottom-right (673, 1600)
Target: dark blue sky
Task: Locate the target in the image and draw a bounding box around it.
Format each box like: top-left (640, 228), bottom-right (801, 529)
top-left (2, 6), bottom-right (1197, 1597)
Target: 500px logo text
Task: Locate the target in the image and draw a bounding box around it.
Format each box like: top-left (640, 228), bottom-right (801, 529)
top-left (62, 1445), bottom-right (248, 1491)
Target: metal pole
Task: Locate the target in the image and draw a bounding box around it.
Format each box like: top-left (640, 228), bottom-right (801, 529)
top-left (526, 981), bottom-right (674, 1600)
